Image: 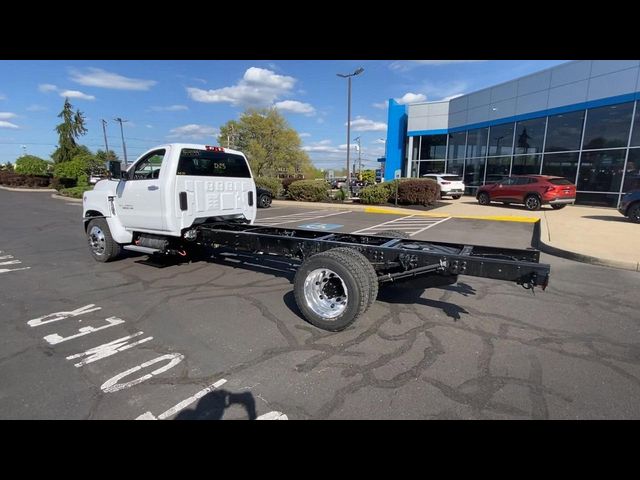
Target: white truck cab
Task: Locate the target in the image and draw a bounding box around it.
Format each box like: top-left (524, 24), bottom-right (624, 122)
top-left (83, 143), bottom-right (257, 247)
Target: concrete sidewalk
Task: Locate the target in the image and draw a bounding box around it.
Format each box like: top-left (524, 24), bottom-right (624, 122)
top-left (272, 199), bottom-right (640, 272)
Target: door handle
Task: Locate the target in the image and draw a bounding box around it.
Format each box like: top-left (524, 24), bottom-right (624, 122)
top-left (147, 185), bottom-right (159, 191)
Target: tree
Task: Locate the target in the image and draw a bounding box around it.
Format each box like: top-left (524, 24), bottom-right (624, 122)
top-left (96, 149), bottom-right (119, 163)
top-left (218, 108), bottom-right (315, 177)
top-left (361, 169), bottom-right (376, 184)
top-left (53, 98), bottom-right (88, 163)
top-left (14, 155), bottom-right (51, 175)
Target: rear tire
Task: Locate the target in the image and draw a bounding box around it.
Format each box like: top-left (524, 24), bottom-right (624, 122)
top-left (293, 248), bottom-right (371, 331)
top-left (525, 194), bottom-right (541, 211)
top-left (478, 192), bottom-right (490, 205)
top-left (86, 218), bottom-right (121, 262)
top-left (258, 193), bottom-right (272, 208)
top-left (452, 195), bottom-right (461, 200)
top-left (627, 203), bottom-right (640, 223)
top-left (324, 247), bottom-right (379, 312)
top-left (551, 204), bottom-right (566, 210)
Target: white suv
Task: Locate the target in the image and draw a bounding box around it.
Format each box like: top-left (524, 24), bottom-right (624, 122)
top-left (422, 174), bottom-right (466, 199)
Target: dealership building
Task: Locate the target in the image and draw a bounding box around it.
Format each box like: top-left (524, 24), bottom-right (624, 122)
top-left (383, 60), bottom-right (640, 207)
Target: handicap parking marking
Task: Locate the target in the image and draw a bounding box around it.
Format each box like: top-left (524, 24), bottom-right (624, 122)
top-left (298, 223), bottom-right (343, 230)
top-left (351, 214), bottom-right (452, 237)
top-left (0, 250), bottom-right (31, 274)
top-left (257, 209), bottom-right (352, 226)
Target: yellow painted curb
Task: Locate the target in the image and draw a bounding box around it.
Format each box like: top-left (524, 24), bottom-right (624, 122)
top-left (363, 206), bottom-right (538, 223)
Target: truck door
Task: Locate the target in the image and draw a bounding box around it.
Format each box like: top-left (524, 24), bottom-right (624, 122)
top-left (115, 149), bottom-right (167, 231)
top-left (173, 146), bottom-right (256, 229)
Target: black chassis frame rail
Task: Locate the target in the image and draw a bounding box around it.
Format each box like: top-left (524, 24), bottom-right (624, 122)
top-left (195, 222), bottom-right (550, 289)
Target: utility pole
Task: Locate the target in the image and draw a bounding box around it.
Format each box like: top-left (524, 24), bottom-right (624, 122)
top-left (114, 118), bottom-right (128, 167)
top-left (101, 119), bottom-right (109, 153)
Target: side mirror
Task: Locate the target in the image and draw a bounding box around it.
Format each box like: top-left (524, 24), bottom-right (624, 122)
top-left (107, 161), bottom-right (123, 179)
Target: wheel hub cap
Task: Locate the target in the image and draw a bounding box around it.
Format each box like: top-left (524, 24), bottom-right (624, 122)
top-left (303, 268), bottom-right (348, 319)
top-left (88, 225), bottom-right (106, 255)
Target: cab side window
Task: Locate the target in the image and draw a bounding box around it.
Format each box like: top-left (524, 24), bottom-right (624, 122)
top-left (132, 150), bottom-right (166, 180)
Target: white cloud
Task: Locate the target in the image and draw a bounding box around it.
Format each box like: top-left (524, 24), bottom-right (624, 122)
top-left (146, 124), bottom-right (154, 129)
top-left (420, 80), bottom-right (469, 101)
top-left (0, 112), bottom-right (17, 120)
top-left (372, 101), bottom-right (387, 109)
top-left (187, 67), bottom-right (296, 108)
top-left (274, 100), bottom-right (315, 115)
top-left (373, 138), bottom-right (386, 144)
top-left (150, 104), bottom-right (189, 112)
top-left (390, 60), bottom-right (486, 71)
top-left (0, 94), bottom-right (6, 100)
top-left (70, 68), bottom-right (157, 91)
top-left (395, 92), bottom-right (427, 104)
top-left (299, 132), bottom-right (311, 138)
top-left (59, 90), bottom-right (95, 101)
top-left (39, 83), bottom-right (58, 93)
top-left (26, 104), bottom-right (47, 112)
top-left (0, 120), bottom-right (19, 129)
top-left (348, 116), bottom-right (387, 132)
top-left (168, 124), bottom-right (218, 140)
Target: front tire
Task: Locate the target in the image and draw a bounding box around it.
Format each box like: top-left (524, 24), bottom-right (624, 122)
top-left (86, 218), bottom-right (121, 262)
top-left (293, 248), bottom-right (372, 331)
top-left (452, 195), bottom-right (461, 200)
top-left (627, 203), bottom-right (640, 223)
top-left (551, 204), bottom-right (566, 210)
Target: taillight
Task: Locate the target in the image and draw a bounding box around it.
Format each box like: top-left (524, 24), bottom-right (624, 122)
top-left (441, 181), bottom-right (451, 185)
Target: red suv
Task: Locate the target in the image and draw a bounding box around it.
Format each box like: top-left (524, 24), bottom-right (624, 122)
top-left (476, 175), bottom-right (576, 211)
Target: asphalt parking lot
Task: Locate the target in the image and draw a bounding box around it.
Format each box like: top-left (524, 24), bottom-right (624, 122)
top-left (1, 190), bottom-right (639, 419)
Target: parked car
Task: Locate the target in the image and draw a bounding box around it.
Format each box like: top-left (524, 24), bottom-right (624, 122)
top-left (476, 175), bottom-right (576, 211)
top-left (422, 174), bottom-right (466, 199)
top-left (618, 190), bottom-right (640, 223)
top-left (257, 187), bottom-right (272, 208)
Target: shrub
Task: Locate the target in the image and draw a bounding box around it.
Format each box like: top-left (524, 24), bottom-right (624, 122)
top-left (359, 182), bottom-right (393, 205)
top-left (287, 179), bottom-right (330, 202)
top-left (396, 179), bottom-right (441, 206)
top-left (255, 176), bottom-right (283, 198)
top-left (50, 177), bottom-right (77, 190)
top-left (53, 153), bottom-right (103, 184)
top-left (282, 177), bottom-right (303, 193)
top-left (0, 172), bottom-right (51, 188)
top-left (15, 156), bottom-right (51, 176)
top-left (59, 185), bottom-right (92, 199)
top-left (334, 187), bottom-right (347, 202)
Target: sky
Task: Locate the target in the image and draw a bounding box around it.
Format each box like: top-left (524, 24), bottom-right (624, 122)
top-left (0, 59), bottom-right (566, 171)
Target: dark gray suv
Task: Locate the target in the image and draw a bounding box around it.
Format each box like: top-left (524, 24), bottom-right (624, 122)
top-left (618, 190), bottom-right (640, 223)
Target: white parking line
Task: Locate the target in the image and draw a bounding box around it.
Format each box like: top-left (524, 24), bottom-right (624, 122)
top-left (257, 209), bottom-right (352, 226)
top-left (352, 214), bottom-right (451, 237)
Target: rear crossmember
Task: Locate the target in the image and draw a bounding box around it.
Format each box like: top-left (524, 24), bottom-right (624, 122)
top-left (194, 222), bottom-right (550, 291)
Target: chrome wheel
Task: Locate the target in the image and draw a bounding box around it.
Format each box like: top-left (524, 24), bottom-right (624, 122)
top-left (303, 268), bottom-right (348, 319)
top-left (88, 225), bottom-right (106, 256)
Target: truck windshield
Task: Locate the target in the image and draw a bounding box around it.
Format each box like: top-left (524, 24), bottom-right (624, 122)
top-left (177, 149), bottom-right (251, 178)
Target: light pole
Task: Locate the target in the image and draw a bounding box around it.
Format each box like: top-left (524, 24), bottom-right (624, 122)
top-left (354, 136), bottom-right (362, 180)
top-left (114, 118), bottom-right (128, 167)
top-left (337, 67), bottom-right (364, 197)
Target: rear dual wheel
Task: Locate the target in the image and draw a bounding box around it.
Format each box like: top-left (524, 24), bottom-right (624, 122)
top-left (293, 248), bottom-right (378, 332)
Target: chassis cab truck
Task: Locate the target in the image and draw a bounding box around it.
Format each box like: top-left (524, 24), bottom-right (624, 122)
top-left (83, 143), bottom-right (551, 332)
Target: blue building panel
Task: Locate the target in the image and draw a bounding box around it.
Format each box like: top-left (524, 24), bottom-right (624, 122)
top-left (383, 99), bottom-right (407, 181)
